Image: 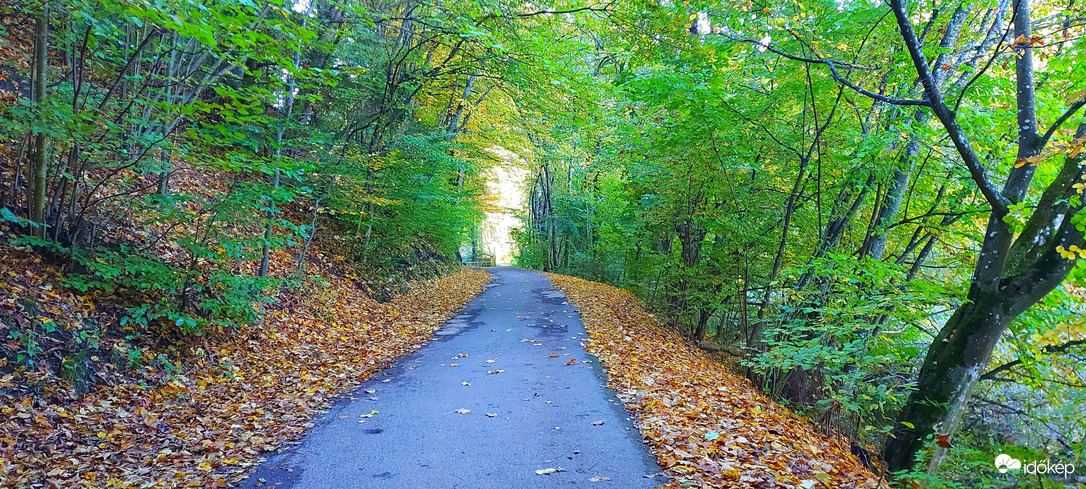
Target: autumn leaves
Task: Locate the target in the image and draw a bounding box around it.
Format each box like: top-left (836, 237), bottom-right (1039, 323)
top-left (0, 267), bottom-right (489, 487)
top-left (549, 273), bottom-right (884, 488)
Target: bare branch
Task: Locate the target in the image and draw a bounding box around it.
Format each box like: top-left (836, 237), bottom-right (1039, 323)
top-left (514, 4), bottom-right (614, 18)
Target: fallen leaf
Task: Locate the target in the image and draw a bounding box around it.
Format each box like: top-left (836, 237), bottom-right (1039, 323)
top-left (546, 273), bottom-right (886, 489)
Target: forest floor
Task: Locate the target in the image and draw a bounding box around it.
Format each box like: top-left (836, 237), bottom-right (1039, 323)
top-left (0, 241), bottom-right (489, 488)
top-left (549, 272), bottom-right (886, 489)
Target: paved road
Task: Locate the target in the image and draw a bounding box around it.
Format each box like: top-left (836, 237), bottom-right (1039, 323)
top-left (240, 267), bottom-right (665, 489)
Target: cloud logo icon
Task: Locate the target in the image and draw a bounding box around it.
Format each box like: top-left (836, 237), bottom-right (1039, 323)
top-left (995, 454), bottom-right (1021, 473)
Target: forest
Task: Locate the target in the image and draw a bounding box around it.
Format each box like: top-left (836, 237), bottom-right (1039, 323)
top-left (0, 0), bottom-right (1083, 487)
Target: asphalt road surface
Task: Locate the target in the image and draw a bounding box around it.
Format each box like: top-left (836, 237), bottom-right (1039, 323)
top-left (239, 267), bottom-right (666, 489)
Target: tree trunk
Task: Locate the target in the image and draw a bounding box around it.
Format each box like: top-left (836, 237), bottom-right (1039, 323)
top-left (258, 168), bottom-right (280, 278)
top-left (756, 155), bottom-right (806, 326)
top-left (294, 194), bottom-right (323, 276)
top-left (887, 131), bottom-right (1086, 471)
top-left (882, 0), bottom-right (1086, 474)
top-left (884, 244), bottom-right (1077, 473)
top-left (29, 2), bottom-right (49, 238)
top-left (860, 4), bottom-right (970, 260)
top-left (859, 140), bottom-right (917, 260)
top-left (157, 148), bottom-right (171, 196)
top-left (693, 308), bottom-right (711, 341)
top-left (259, 44), bottom-right (302, 278)
top-left (883, 288), bottom-right (1010, 473)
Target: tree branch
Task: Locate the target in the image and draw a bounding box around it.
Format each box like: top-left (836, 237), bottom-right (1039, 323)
top-left (94, 29), bottom-right (164, 115)
top-left (980, 339), bottom-right (1086, 381)
top-left (515, 4), bottom-right (614, 17)
top-left (1040, 98), bottom-right (1086, 148)
top-left (889, 0), bottom-right (1011, 216)
top-left (726, 36), bottom-right (931, 107)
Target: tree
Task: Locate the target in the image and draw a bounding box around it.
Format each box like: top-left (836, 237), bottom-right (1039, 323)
top-left (28, 0), bottom-right (48, 238)
top-left (510, 0), bottom-right (1086, 480)
top-left (688, 0), bottom-right (1086, 475)
top-left (881, 0), bottom-right (1086, 473)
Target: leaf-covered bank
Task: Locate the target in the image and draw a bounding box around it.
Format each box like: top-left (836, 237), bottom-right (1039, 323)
top-left (0, 260), bottom-right (488, 488)
top-left (549, 272), bottom-right (883, 489)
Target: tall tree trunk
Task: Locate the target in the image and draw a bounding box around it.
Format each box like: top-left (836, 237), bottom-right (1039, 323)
top-left (157, 148), bottom-right (171, 196)
top-left (860, 4), bottom-right (970, 260)
top-left (859, 139), bottom-right (919, 260)
top-left (259, 44), bottom-right (302, 278)
top-left (258, 168), bottom-right (280, 278)
top-left (756, 156), bottom-right (806, 325)
top-left (884, 242), bottom-right (1080, 472)
top-left (539, 163), bottom-right (557, 271)
top-left (294, 193), bottom-right (323, 276)
top-left (693, 308), bottom-right (711, 341)
top-left (29, 2), bottom-right (49, 238)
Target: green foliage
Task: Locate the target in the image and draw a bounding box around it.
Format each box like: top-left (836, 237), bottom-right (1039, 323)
top-left (0, 0), bottom-right (513, 337)
top-left (511, 0), bottom-right (1086, 483)
top-left (747, 256), bottom-right (948, 439)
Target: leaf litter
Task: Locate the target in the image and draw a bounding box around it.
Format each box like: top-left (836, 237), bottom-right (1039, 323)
top-left (0, 263), bottom-right (489, 487)
top-left (548, 273), bottom-right (884, 489)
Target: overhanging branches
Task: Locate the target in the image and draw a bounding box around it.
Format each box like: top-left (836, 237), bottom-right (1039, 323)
top-left (724, 35), bottom-right (931, 107)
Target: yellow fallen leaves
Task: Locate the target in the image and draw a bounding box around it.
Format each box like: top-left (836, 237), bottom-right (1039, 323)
top-left (548, 273), bottom-right (884, 489)
top-left (0, 263), bottom-right (489, 488)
